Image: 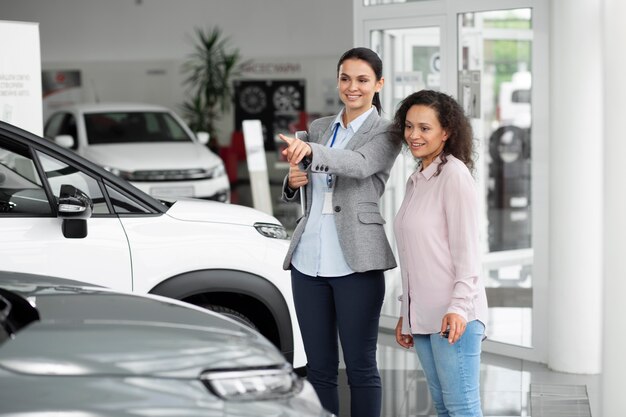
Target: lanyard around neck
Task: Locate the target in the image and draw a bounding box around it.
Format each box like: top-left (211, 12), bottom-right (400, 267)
top-left (329, 123), bottom-right (340, 148)
top-left (326, 123), bottom-right (341, 189)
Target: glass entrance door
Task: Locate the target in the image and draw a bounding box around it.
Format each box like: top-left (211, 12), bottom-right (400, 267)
top-left (365, 19), bottom-right (444, 325)
top-left (360, 1), bottom-right (549, 362)
top-left (458, 8), bottom-right (534, 347)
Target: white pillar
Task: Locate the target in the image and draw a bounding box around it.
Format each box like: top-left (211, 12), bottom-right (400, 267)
top-left (602, 0), bottom-right (626, 414)
top-left (548, 0), bottom-right (603, 374)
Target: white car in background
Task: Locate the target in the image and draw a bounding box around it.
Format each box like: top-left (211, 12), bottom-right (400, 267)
top-left (497, 71), bottom-right (531, 129)
top-left (44, 103), bottom-right (230, 202)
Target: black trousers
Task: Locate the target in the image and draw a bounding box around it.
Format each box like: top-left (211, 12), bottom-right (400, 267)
top-left (291, 267), bottom-right (385, 417)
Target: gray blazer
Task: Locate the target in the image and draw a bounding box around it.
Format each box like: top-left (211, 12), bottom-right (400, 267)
top-left (282, 110), bottom-right (401, 272)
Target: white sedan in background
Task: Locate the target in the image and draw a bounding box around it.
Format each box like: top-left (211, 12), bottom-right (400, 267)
top-left (44, 103), bottom-right (230, 202)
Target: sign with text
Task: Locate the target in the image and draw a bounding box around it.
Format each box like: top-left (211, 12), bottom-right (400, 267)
top-left (240, 61), bottom-right (303, 75)
top-left (0, 20), bottom-right (43, 135)
top-left (394, 71), bottom-right (423, 86)
top-left (458, 70), bottom-right (481, 119)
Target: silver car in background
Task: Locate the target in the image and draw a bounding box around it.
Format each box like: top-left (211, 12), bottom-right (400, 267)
top-left (0, 271), bottom-right (331, 417)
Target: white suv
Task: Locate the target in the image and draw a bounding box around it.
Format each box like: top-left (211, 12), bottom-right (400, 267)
top-left (497, 71), bottom-right (531, 129)
top-left (44, 103), bottom-right (230, 202)
top-left (0, 121), bottom-right (304, 367)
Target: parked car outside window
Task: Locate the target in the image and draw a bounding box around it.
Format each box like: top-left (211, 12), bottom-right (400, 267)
top-left (0, 270), bottom-right (331, 417)
top-left (0, 121), bottom-right (304, 368)
top-left (45, 103), bottom-right (229, 202)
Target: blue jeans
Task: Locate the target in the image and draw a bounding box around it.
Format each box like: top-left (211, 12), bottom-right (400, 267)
top-left (291, 267), bottom-right (385, 417)
top-left (413, 320), bottom-right (485, 417)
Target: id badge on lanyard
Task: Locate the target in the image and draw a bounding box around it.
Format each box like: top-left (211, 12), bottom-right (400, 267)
top-left (322, 123), bottom-right (339, 215)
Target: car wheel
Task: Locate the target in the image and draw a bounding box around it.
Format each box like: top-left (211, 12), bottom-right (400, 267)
top-left (205, 305), bottom-right (258, 330)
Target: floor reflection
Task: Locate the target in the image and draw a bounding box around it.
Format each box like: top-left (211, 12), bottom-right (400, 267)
top-left (333, 331), bottom-right (600, 417)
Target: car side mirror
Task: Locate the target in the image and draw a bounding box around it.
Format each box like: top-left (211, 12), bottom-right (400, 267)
top-left (54, 135), bottom-right (75, 148)
top-left (196, 131), bottom-right (210, 145)
top-left (58, 184), bottom-right (93, 239)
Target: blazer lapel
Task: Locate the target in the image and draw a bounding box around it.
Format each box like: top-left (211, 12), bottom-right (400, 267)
top-left (345, 110), bottom-right (379, 151)
top-left (317, 119), bottom-right (336, 145)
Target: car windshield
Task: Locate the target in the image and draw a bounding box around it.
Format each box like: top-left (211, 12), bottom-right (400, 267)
top-left (84, 111), bottom-right (194, 145)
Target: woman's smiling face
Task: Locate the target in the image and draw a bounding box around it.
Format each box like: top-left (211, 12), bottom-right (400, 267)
top-left (404, 104), bottom-right (448, 169)
top-left (337, 58), bottom-right (383, 116)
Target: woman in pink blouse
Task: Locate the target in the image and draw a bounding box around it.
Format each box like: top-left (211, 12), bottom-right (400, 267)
top-left (393, 90), bottom-right (488, 417)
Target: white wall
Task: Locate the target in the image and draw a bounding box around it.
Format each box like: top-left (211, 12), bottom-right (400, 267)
top-left (602, 0), bottom-right (626, 414)
top-left (0, 0), bottom-right (353, 61)
top-left (548, 0), bottom-right (603, 374)
top-left (1, 0), bottom-right (354, 143)
top-left (41, 55), bottom-right (343, 144)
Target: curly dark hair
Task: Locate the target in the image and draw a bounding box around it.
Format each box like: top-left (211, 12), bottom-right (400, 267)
top-left (392, 90), bottom-right (474, 175)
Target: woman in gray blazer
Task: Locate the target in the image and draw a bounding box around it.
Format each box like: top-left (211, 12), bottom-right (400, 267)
top-left (279, 47), bottom-right (401, 417)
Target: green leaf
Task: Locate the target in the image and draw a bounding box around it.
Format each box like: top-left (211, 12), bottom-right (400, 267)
top-left (180, 26), bottom-right (244, 139)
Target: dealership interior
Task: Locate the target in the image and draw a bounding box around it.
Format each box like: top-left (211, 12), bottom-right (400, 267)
top-left (2, 0), bottom-right (626, 416)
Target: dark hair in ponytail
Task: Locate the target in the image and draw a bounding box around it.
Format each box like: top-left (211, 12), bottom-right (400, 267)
top-left (336, 47), bottom-right (383, 114)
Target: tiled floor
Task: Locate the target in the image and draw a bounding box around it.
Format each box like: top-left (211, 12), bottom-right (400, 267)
top-left (333, 331), bottom-right (600, 417)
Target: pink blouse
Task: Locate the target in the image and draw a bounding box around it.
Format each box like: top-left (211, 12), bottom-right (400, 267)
top-left (394, 154), bottom-right (488, 335)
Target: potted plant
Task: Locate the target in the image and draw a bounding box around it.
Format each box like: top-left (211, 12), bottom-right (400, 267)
top-left (180, 27), bottom-right (246, 151)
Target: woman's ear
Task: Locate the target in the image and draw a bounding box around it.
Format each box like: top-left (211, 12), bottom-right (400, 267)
top-left (376, 77), bottom-right (385, 92)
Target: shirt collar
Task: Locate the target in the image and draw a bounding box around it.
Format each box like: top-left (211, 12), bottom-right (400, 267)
top-left (412, 154), bottom-right (443, 181)
top-left (334, 106), bottom-right (375, 133)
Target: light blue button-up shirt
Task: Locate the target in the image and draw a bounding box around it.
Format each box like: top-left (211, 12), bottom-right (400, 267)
top-left (291, 107), bottom-right (375, 277)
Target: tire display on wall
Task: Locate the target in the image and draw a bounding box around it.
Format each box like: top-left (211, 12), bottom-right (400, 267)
top-left (273, 84), bottom-right (302, 112)
top-left (234, 79), bottom-right (305, 150)
top-left (238, 85), bottom-right (267, 114)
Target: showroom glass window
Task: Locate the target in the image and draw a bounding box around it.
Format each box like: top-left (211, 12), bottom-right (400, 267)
top-left (459, 8), bottom-right (534, 347)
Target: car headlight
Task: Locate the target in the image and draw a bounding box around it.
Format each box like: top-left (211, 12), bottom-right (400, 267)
top-left (209, 163), bottom-right (226, 178)
top-left (201, 365), bottom-right (302, 401)
top-left (254, 222), bottom-right (288, 239)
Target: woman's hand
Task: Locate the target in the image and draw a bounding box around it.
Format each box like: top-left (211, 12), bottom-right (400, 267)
top-left (395, 317), bottom-right (414, 349)
top-left (279, 133), bottom-right (312, 165)
top-left (287, 163), bottom-right (308, 189)
top-left (441, 313), bottom-right (467, 344)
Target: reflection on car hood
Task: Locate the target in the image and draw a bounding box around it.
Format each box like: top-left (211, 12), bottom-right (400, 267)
top-left (0, 278), bottom-right (284, 379)
top-left (0, 370), bottom-right (328, 417)
top-left (165, 198), bottom-right (281, 225)
top-left (82, 142), bottom-right (222, 171)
